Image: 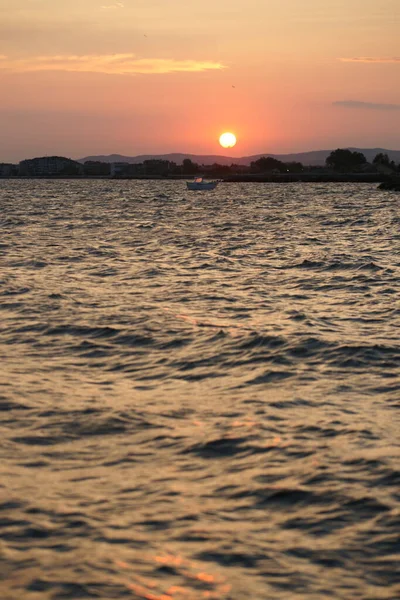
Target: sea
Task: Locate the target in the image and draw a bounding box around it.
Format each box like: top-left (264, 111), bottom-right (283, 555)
top-left (0, 179), bottom-right (399, 600)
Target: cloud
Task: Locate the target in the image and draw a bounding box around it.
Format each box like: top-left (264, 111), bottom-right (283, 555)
top-left (101, 2), bottom-right (124, 8)
top-left (333, 100), bottom-right (400, 111)
top-left (340, 57), bottom-right (400, 63)
top-left (0, 54), bottom-right (225, 75)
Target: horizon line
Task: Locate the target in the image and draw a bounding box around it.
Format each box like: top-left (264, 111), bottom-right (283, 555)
top-left (3, 145), bottom-right (400, 165)
top-left (74, 146), bottom-right (399, 160)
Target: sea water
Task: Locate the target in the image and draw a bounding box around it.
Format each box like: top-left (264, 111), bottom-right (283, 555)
top-left (1, 180), bottom-right (399, 599)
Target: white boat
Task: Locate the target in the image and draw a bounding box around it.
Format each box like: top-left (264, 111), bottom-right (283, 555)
top-left (186, 177), bottom-right (219, 191)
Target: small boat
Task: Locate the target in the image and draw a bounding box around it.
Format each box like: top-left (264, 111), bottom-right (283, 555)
top-left (186, 177), bottom-right (219, 191)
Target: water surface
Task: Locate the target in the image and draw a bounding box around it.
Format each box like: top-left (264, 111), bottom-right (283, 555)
top-left (1, 180), bottom-right (399, 599)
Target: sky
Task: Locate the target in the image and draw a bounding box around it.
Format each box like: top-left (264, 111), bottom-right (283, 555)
top-left (0, 0), bottom-right (399, 162)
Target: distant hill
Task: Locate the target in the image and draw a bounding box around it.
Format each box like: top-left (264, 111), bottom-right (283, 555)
top-left (79, 153), bottom-right (238, 166)
top-left (79, 148), bottom-right (400, 167)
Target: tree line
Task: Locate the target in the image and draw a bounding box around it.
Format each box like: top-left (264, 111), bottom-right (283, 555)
top-left (179, 151), bottom-right (399, 176)
top-left (325, 149), bottom-right (398, 172)
top-left (2, 150), bottom-right (399, 178)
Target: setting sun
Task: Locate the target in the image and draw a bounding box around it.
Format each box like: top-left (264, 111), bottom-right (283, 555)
top-left (219, 132), bottom-right (237, 149)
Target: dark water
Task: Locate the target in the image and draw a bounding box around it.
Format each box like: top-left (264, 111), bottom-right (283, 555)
top-left (1, 180), bottom-right (399, 600)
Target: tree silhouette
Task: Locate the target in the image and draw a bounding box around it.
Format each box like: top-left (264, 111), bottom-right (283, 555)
top-left (251, 156), bottom-right (285, 172)
top-left (372, 153), bottom-right (397, 170)
top-left (326, 149), bottom-right (367, 171)
top-left (285, 161), bottom-right (304, 173)
top-left (373, 153), bottom-right (390, 166)
top-left (182, 159), bottom-right (199, 175)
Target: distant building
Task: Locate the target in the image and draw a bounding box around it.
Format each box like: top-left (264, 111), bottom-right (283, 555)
top-left (111, 162), bottom-right (130, 177)
top-left (229, 164), bottom-right (248, 174)
top-left (143, 159), bottom-right (174, 176)
top-left (0, 163), bottom-right (16, 177)
top-left (374, 163), bottom-right (396, 175)
top-left (19, 156), bottom-right (82, 176)
top-left (128, 163), bottom-right (145, 176)
top-left (83, 161), bottom-right (111, 176)
top-left (110, 161), bottom-right (172, 177)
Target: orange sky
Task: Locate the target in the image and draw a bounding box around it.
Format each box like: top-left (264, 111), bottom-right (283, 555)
top-left (0, 0), bottom-right (399, 161)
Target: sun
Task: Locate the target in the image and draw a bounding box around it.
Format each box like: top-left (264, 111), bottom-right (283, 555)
top-left (219, 132), bottom-right (237, 149)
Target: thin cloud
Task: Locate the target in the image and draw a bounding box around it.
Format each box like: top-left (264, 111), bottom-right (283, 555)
top-left (0, 54), bottom-right (225, 75)
top-left (334, 100), bottom-right (400, 111)
top-left (101, 2), bottom-right (124, 9)
top-left (340, 57), bottom-right (400, 63)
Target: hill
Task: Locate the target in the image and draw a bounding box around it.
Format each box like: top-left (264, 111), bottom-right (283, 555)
top-left (79, 148), bottom-right (400, 167)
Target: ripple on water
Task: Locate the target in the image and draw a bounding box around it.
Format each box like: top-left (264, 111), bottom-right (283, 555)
top-left (0, 180), bottom-right (399, 600)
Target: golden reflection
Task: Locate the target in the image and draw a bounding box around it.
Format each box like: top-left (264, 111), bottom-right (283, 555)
top-left (195, 573), bottom-right (215, 583)
top-left (155, 554), bottom-right (184, 567)
top-left (231, 420), bottom-right (257, 428)
top-left (115, 552), bottom-right (232, 600)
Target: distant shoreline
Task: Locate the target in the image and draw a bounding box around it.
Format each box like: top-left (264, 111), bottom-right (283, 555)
top-left (0, 173), bottom-right (389, 183)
